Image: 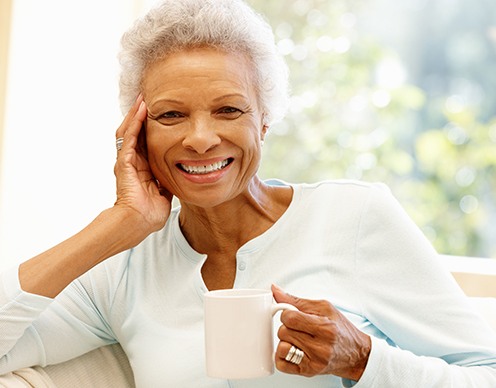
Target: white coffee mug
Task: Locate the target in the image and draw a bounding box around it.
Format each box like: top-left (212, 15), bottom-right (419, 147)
top-left (204, 288), bottom-right (297, 379)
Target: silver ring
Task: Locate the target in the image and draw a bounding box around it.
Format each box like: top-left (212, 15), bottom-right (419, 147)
top-left (116, 137), bottom-right (124, 151)
top-left (285, 345), bottom-right (304, 365)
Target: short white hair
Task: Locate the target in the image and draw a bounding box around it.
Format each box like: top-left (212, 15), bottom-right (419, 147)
top-left (119, 0), bottom-right (290, 125)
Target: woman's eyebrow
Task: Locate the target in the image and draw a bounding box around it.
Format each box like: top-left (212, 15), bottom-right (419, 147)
top-left (147, 98), bottom-right (186, 113)
top-left (212, 93), bottom-right (248, 102)
top-left (149, 98), bottom-right (184, 106)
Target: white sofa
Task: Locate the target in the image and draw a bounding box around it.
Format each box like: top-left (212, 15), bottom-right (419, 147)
top-left (0, 343), bottom-right (134, 387)
top-left (1, 256), bottom-right (495, 387)
top-left (440, 255), bottom-right (496, 330)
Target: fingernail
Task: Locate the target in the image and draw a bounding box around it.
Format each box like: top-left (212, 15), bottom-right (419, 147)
top-left (272, 284), bottom-right (284, 292)
top-left (134, 93), bottom-right (143, 106)
top-left (137, 101), bottom-right (146, 114)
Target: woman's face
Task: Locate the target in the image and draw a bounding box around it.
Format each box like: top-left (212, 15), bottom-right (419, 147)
top-left (142, 47), bottom-right (266, 208)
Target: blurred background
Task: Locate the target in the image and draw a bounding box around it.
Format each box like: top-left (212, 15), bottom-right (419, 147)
top-left (249, 0), bottom-right (496, 258)
top-left (0, 0), bottom-right (495, 272)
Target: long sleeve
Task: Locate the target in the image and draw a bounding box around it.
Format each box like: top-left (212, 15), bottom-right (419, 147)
top-left (0, 266), bottom-right (54, 372)
top-left (0, 263), bottom-right (118, 375)
top-left (352, 337), bottom-right (496, 387)
top-left (351, 184), bottom-right (496, 387)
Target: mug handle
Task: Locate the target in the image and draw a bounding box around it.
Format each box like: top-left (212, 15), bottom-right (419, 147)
top-left (271, 302), bottom-right (298, 316)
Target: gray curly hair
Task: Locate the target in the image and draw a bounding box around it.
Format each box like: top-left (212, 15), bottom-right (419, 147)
top-left (118, 0), bottom-right (290, 125)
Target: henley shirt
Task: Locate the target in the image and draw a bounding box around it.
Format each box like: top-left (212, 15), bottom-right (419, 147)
top-left (1, 180), bottom-right (495, 387)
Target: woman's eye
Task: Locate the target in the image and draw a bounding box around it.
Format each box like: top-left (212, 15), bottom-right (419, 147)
top-left (218, 107), bottom-right (243, 118)
top-left (161, 111), bottom-right (183, 119)
top-left (153, 111), bottom-right (184, 125)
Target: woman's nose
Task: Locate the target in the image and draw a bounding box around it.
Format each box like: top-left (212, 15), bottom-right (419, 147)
top-left (182, 117), bottom-right (221, 154)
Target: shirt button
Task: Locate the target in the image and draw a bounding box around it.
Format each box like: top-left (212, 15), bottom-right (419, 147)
top-left (238, 262), bottom-right (247, 271)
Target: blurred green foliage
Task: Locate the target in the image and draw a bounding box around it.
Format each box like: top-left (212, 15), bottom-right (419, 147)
top-left (248, 0), bottom-right (496, 258)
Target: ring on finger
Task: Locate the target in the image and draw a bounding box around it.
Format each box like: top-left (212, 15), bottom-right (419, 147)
top-left (285, 345), bottom-right (304, 365)
top-left (116, 137), bottom-right (124, 151)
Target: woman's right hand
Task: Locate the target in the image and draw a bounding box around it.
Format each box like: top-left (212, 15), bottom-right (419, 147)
top-left (113, 94), bottom-right (172, 243)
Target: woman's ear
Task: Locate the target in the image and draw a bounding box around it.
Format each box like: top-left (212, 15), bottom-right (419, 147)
top-left (261, 113), bottom-right (269, 141)
top-left (260, 124), bottom-right (269, 147)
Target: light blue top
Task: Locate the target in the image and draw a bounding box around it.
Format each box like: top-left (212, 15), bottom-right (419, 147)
top-left (1, 180), bottom-right (496, 387)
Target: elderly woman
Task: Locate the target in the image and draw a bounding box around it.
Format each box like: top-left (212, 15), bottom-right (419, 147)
top-left (1, 0), bottom-right (495, 386)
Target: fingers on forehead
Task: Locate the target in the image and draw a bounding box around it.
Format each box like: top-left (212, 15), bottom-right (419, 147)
top-left (116, 99), bottom-right (147, 139)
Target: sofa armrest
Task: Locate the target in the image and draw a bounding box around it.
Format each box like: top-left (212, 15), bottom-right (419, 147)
top-left (41, 343), bottom-right (134, 387)
top-left (0, 343), bottom-right (134, 388)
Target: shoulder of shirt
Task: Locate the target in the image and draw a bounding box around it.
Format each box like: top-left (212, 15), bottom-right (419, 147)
top-left (265, 178), bottom-right (392, 195)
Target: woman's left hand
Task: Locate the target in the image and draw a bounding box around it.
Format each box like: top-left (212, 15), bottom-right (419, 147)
top-left (272, 285), bottom-right (371, 382)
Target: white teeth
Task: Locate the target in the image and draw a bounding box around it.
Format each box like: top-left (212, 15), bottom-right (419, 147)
top-left (180, 159), bottom-right (229, 175)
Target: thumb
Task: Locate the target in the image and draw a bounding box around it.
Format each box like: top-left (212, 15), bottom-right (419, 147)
top-left (271, 284), bottom-right (305, 308)
top-left (271, 284), bottom-right (334, 316)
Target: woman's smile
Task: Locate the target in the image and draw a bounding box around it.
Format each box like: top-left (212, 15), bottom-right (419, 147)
top-left (178, 158), bottom-right (233, 175)
top-left (175, 157), bottom-right (234, 184)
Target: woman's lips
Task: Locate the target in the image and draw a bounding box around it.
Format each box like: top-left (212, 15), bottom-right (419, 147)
top-left (178, 158), bottom-right (233, 175)
top-left (177, 158), bottom-right (232, 175)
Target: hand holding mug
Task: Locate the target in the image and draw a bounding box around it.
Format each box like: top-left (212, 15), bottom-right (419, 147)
top-left (272, 285), bottom-right (371, 382)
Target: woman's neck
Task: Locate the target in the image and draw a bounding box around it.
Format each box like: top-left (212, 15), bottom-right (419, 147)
top-left (178, 178), bottom-right (292, 257)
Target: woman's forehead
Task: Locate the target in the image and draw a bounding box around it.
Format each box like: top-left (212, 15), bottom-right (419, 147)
top-left (145, 47), bottom-right (253, 79)
top-left (142, 48), bottom-right (258, 103)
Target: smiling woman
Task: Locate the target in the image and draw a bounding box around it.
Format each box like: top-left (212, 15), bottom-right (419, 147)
top-left (0, 0), bottom-right (496, 387)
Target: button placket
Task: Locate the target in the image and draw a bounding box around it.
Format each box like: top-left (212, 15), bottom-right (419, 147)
top-left (234, 253), bottom-right (253, 288)
top-left (237, 261), bottom-right (247, 271)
